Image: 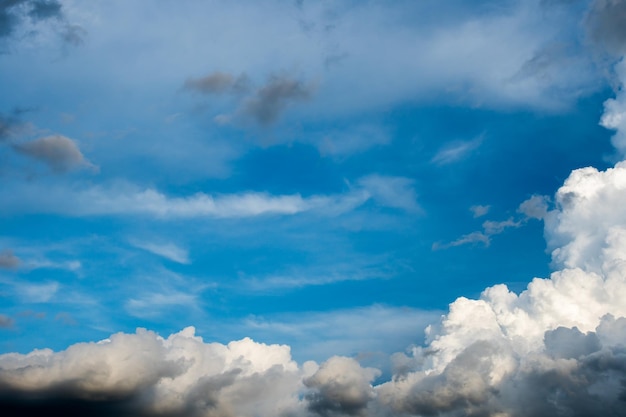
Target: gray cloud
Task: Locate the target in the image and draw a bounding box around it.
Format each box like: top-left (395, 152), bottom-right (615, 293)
top-left (13, 135), bottom-right (95, 173)
top-left (0, 0), bottom-right (62, 39)
top-left (28, 0), bottom-right (62, 21)
top-left (183, 71), bottom-right (249, 95)
top-left (0, 112), bottom-right (21, 142)
top-left (0, 250), bottom-right (19, 269)
top-left (0, 314), bottom-right (13, 328)
top-left (586, 0), bottom-right (626, 55)
top-left (243, 76), bottom-right (313, 126)
top-left (304, 357), bottom-right (379, 417)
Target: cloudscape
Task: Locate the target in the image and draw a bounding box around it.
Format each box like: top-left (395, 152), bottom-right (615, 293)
top-left (2, 0), bottom-right (626, 416)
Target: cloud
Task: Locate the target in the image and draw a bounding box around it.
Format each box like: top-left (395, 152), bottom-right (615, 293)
top-left (2, 175), bottom-right (413, 219)
top-left (0, 327), bottom-right (308, 417)
top-left (304, 356), bottom-right (379, 417)
top-left (125, 291), bottom-right (198, 318)
top-left (28, 0), bottom-right (62, 21)
top-left (586, 0), bottom-right (626, 55)
top-left (13, 135), bottom-right (96, 173)
top-left (357, 175), bottom-right (421, 213)
top-left (0, 250), bottom-right (20, 269)
top-left (183, 71), bottom-right (249, 95)
top-left (0, 0), bottom-right (63, 41)
top-left (518, 195), bottom-right (549, 221)
top-left (5, 146), bottom-right (626, 415)
top-left (600, 59), bottom-right (626, 152)
top-left (434, 217), bottom-right (520, 250)
top-left (130, 240), bottom-right (191, 264)
top-left (242, 75), bottom-right (314, 126)
top-left (431, 136), bottom-right (483, 165)
top-left (0, 314), bottom-right (14, 328)
top-left (316, 125), bottom-right (391, 157)
top-left (18, 281), bottom-right (59, 303)
top-left (469, 204), bottom-right (490, 218)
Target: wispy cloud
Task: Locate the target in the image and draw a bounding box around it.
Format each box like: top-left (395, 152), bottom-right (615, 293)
top-left (470, 204), bottom-right (490, 218)
top-left (130, 240), bottom-right (191, 264)
top-left (431, 135), bottom-right (483, 165)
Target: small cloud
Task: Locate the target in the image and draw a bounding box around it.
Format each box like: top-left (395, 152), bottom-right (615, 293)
top-left (470, 204), bottom-right (490, 218)
top-left (358, 175), bottom-right (421, 213)
top-left (126, 291), bottom-right (197, 318)
top-left (317, 125), bottom-right (390, 157)
top-left (434, 217), bottom-right (520, 250)
top-left (242, 75), bottom-right (314, 126)
top-left (130, 240), bottom-right (191, 264)
top-left (0, 314), bottom-right (14, 328)
top-left (0, 250), bottom-right (20, 269)
top-left (433, 231), bottom-right (490, 250)
top-left (60, 24), bottom-right (87, 46)
top-left (482, 217), bottom-right (521, 235)
top-left (518, 194), bottom-right (550, 220)
top-left (432, 135), bottom-right (483, 165)
top-left (55, 312), bottom-right (78, 326)
top-left (19, 282), bottom-right (59, 303)
top-left (13, 134), bottom-right (96, 173)
top-left (184, 71), bottom-right (249, 95)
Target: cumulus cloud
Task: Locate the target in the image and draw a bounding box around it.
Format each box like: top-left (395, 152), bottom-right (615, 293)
top-left (0, 327), bottom-right (309, 417)
top-left (13, 135), bottom-right (96, 173)
top-left (304, 356), bottom-right (380, 417)
top-left (518, 194), bottom-right (550, 219)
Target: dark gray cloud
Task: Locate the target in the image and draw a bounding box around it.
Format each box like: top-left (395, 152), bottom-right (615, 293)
top-left (0, 249), bottom-right (19, 269)
top-left (13, 135), bottom-right (94, 173)
top-left (242, 76), bottom-right (313, 126)
top-left (586, 0), bottom-right (626, 54)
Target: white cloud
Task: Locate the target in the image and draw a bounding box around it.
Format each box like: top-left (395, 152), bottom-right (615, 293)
top-left (1, 174), bottom-right (421, 220)
top-left (130, 240), bottom-right (191, 264)
top-left (431, 136), bottom-right (483, 165)
top-left (125, 291), bottom-right (198, 318)
top-left (469, 204), bottom-right (490, 218)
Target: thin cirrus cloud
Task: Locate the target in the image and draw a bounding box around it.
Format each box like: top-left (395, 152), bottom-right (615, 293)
top-left (129, 240), bottom-right (191, 264)
top-left (1, 174), bottom-right (418, 219)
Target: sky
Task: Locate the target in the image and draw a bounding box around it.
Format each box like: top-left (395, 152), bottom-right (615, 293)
top-left (1, 0), bottom-right (626, 416)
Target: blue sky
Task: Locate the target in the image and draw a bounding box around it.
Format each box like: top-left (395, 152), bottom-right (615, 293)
top-left (0, 0), bottom-right (622, 370)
